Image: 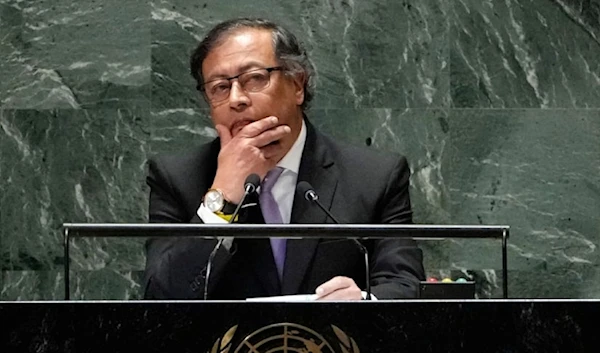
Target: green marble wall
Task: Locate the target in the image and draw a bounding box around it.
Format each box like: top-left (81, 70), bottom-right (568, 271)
top-left (1, 0), bottom-right (598, 300)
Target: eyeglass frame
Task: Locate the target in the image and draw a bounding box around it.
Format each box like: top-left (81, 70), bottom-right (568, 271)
top-left (197, 66), bottom-right (284, 103)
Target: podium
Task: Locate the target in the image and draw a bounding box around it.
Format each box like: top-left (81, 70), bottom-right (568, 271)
top-left (6, 224), bottom-right (597, 352)
top-left (2, 300), bottom-right (599, 352)
top-left (62, 223), bottom-right (510, 300)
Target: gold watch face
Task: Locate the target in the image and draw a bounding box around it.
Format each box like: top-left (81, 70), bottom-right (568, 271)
top-left (204, 189), bottom-right (224, 212)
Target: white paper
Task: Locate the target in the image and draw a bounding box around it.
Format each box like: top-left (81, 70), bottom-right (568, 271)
top-left (246, 294), bottom-right (318, 302)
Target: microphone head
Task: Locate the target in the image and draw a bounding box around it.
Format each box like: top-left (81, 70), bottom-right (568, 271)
top-left (244, 173), bottom-right (261, 193)
top-left (297, 181), bottom-right (317, 201)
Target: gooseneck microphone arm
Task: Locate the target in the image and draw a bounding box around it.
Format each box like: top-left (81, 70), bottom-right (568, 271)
top-left (203, 173), bottom-right (260, 300)
top-left (229, 173), bottom-right (260, 222)
top-left (296, 181), bottom-right (372, 300)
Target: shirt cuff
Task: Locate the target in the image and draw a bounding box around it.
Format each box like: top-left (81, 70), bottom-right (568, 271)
top-left (198, 204), bottom-right (235, 251)
top-left (198, 203), bottom-right (228, 224)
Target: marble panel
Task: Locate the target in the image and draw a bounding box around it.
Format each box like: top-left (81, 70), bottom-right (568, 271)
top-left (446, 108), bottom-right (600, 297)
top-left (1, 270), bottom-right (64, 300)
top-left (0, 109), bottom-right (149, 301)
top-left (149, 108), bottom-right (215, 155)
top-left (1, 270), bottom-right (145, 300)
top-left (0, 0), bottom-right (150, 109)
top-left (450, 0), bottom-right (600, 108)
top-left (151, 0), bottom-right (449, 110)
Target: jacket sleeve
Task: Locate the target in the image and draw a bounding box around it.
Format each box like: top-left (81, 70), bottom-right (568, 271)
top-left (142, 157), bottom-right (232, 300)
top-left (369, 156), bottom-right (426, 299)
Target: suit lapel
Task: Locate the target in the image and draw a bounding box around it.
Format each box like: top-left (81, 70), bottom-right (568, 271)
top-left (282, 120), bottom-right (338, 295)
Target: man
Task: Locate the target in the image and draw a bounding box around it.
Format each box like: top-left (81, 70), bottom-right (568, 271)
top-left (144, 18), bottom-right (425, 300)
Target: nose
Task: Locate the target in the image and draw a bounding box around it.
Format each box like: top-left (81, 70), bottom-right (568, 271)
top-left (228, 80), bottom-right (251, 110)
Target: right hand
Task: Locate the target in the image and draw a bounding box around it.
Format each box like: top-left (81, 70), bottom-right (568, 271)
top-left (211, 116), bottom-right (291, 203)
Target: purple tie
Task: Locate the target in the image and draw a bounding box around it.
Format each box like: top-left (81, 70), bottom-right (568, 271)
top-left (259, 167), bottom-right (286, 280)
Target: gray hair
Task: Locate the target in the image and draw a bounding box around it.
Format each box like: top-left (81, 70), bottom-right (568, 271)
top-left (190, 18), bottom-right (316, 110)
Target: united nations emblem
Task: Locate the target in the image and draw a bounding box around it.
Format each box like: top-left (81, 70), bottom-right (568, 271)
top-left (209, 323), bottom-right (360, 353)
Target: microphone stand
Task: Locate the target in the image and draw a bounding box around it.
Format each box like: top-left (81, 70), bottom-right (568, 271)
top-left (203, 175), bottom-right (259, 300)
top-left (304, 188), bottom-right (372, 301)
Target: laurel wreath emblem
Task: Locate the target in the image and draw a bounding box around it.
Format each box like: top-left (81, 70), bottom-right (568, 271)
top-left (208, 323), bottom-right (359, 353)
top-left (331, 325), bottom-right (360, 353)
top-left (209, 325), bottom-right (237, 353)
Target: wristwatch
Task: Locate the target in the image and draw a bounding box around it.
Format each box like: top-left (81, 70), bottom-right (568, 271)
top-left (203, 189), bottom-right (238, 214)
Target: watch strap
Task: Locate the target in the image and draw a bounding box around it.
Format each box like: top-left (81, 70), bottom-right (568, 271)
top-left (221, 200), bottom-right (238, 215)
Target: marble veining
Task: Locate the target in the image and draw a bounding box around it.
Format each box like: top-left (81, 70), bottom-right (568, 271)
top-left (451, 0), bottom-right (600, 108)
top-left (0, 0), bottom-right (150, 109)
top-left (1, 0), bottom-right (599, 299)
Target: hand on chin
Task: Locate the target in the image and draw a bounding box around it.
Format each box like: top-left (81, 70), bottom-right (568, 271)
top-left (211, 116), bottom-right (291, 202)
top-left (230, 119), bottom-right (253, 137)
top-left (261, 139), bottom-right (286, 162)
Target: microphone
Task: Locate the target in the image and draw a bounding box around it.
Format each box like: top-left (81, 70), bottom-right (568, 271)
top-left (229, 173), bottom-right (260, 224)
top-left (203, 173), bottom-right (260, 300)
top-left (296, 181), bottom-right (372, 300)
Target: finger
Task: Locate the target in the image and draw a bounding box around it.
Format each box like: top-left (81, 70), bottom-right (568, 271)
top-left (239, 116), bottom-right (280, 138)
top-left (215, 124), bottom-right (232, 147)
top-left (316, 287), bottom-right (362, 301)
top-left (252, 125), bottom-right (292, 148)
top-left (315, 276), bottom-right (353, 298)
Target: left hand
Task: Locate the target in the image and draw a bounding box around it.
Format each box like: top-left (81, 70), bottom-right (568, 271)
top-left (315, 276), bottom-right (363, 300)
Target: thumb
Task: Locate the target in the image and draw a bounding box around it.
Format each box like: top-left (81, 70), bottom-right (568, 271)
top-left (214, 124), bottom-right (232, 147)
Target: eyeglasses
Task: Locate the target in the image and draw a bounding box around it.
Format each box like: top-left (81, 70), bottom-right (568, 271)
top-left (198, 67), bottom-right (283, 103)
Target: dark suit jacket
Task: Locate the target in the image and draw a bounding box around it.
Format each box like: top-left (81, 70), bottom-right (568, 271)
top-left (143, 119), bottom-right (425, 300)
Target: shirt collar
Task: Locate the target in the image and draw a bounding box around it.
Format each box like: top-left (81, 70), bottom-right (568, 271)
top-left (276, 119), bottom-right (306, 174)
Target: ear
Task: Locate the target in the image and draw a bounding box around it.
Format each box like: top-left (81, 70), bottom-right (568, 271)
top-left (291, 72), bottom-right (306, 106)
